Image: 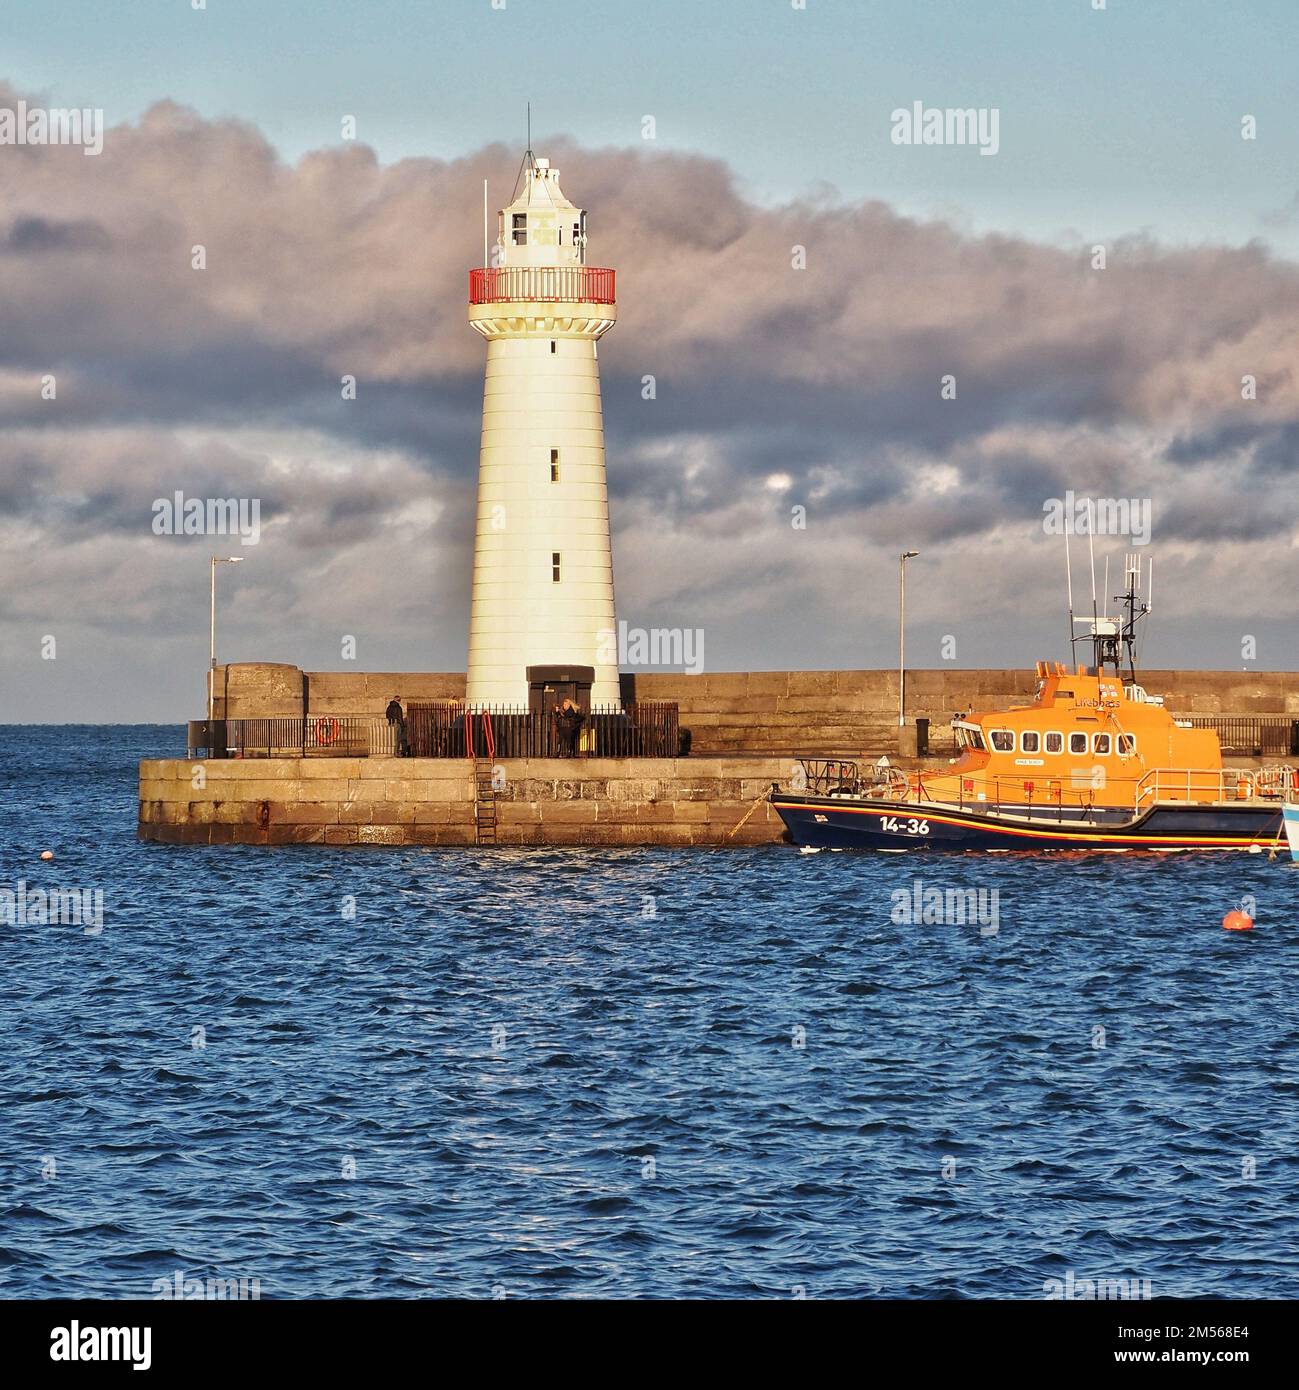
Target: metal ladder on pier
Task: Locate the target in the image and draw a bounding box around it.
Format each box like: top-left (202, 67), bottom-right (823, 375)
top-left (473, 758), bottom-right (498, 845)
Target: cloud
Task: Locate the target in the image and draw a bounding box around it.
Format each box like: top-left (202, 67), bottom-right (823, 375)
top-left (1, 84), bottom-right (1297, 718)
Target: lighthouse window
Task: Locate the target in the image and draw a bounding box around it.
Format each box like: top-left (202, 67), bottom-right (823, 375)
top-left (1093, 733), bottom-right (1112, 755)
top-left (1020, 731), bottom-right (1040, 754)
top-left (550, 449), bottom-right (560, 482)
top-left (1044, 732), bottom-right (1064, 754)
top-left (1117, 733), bottom-right (1136, 756)
top-left (990, 729), bottom-right (1014, 752)
top-left (512, 213), bottom-right (527, 246)
top-left (1069, 733), bottom-right (1088, 754)
top-left (552, 552), bottom-right (561, 583)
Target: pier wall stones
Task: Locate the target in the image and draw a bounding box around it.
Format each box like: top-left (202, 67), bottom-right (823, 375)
top-left (212, 664), bottom-right (1299, 755)
top-left (139, 756), bottom-right (791, 847)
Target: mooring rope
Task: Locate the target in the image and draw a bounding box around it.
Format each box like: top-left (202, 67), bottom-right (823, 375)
top-left (726, 794), bottom-right (770, 840)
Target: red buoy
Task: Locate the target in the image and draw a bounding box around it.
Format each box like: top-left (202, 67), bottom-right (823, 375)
top-left (1222, 910), bottom-right (1254, 932)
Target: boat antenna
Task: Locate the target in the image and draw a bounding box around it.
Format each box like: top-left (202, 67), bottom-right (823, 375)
top-left (1064, 523), bottom-right (1075, 658)
top-left (1135, 555), bottom-right (1153, 675)
top-left (1088, 500), bottom-right (1098, 636)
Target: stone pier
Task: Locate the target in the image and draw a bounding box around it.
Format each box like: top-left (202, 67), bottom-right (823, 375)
top-left (139, 756), bottom-right (789, 847)
top-left (143, 665), bottom-right (1298, 847)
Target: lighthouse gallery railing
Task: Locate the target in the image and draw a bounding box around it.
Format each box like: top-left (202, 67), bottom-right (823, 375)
top-left (469, 265), bottom-right (615, 305)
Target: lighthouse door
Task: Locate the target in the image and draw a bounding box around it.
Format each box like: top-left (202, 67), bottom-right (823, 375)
top-left (526, 665), bottom-right (594, 717)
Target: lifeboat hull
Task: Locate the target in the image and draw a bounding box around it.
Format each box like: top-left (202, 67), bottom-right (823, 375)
top-left (770, 792), bottom-right (1283, 852)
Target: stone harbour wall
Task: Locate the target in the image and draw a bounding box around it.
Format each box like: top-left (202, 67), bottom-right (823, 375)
top-left (211, 663), bottom-right (1299, 757)
top-left (139, 756), bottom-right (791, 848)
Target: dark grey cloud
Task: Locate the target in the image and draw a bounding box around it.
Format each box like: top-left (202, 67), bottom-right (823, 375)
top-left (2, 87), bottom-right (1298, 720)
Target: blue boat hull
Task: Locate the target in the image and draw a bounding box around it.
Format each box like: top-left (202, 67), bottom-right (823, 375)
top-left (770, 792), bottom-right (1283, 852)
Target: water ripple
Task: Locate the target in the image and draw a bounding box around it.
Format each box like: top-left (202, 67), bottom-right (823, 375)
top-left (1, 727), bottom-right (1297, 1297)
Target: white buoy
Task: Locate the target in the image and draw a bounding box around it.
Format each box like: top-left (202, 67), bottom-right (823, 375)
top-left (40, 850), bottom-right (54, 861)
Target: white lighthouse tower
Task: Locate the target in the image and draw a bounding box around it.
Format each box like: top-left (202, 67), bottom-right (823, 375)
top-left (466, 152), bottom-right (620, 710)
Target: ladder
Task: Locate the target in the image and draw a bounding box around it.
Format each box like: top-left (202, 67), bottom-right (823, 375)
top-left (473, 758), bottom-right (498, 845)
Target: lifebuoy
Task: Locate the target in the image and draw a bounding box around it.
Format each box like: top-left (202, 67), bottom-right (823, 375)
top-left (315, 716), bottom-right (340, 746)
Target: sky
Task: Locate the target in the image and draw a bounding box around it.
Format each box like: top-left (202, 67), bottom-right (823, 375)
top-left (2, 0), bottom-right (1298, 721)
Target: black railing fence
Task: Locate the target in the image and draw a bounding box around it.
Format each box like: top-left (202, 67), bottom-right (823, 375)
top-left (188, 717), bottom-right (398, 758)
top-left (1180, 715), bottom-right (1299, 757)
top-left (406, 702), bottom-right (680, 759)
top-left (188, 703), bottom-right (680, 759)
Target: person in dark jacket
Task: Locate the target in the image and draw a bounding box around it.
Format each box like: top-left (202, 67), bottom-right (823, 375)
top-left (555, 698), bottom-right (585, 757)
top-left (385, 695), bottom-right (409, 756)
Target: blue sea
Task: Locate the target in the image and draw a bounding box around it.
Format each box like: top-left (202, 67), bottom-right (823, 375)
top-left (1, 725), bottom-right (1296, 1299)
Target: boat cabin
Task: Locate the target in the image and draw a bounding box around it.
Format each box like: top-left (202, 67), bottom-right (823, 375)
top-left (924, 662), bottom-right (1224, 811)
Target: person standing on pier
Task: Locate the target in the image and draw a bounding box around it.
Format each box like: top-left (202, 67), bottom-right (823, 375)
top-left (386, 695), bottom-right (409, 757)
top-left (555, 698), bottom-right (584, 757)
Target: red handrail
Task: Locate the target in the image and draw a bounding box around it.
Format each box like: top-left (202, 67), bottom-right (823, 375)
top-left (469, 265), bottom-right (615, 305)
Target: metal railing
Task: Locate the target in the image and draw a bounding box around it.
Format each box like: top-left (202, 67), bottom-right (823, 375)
top-left (189, 703), bottom-right (679, 759)
top-left (794, 758), bottom-right (862, 795)
top-left (1179, 715), bottom-right (1297, 756)
top-left (407, 702), bottom-right (678, 759)
top-left (188, 717), bottom-right (398, 759)
top-left (469, 265), bottom-right (615, 305)
top-left (1134, 767), bottom-right (1258, 810)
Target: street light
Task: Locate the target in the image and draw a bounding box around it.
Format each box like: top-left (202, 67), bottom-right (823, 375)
top-left (898, 550), bottom-right (919, 728)
top-left (208, 555), bottom-right (244, 724)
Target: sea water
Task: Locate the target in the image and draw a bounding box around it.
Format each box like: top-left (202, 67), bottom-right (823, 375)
top-left (1, 726), bottom-right (1296, 1298)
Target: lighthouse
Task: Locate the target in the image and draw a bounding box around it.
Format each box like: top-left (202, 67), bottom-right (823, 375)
top-left (466, 153), bottom-right (620, 711)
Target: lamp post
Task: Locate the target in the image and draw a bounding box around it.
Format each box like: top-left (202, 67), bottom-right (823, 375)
top-left (208, 555), bottom-right (244, 724)
top-left (898, 550), bottom-right (918, 728)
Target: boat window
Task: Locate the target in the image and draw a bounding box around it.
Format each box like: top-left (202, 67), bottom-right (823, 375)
top-left (1021, 731), bottom-right (1040, 753)
top-left (1117, 733), bottom-right (1136, 756)
top-left (956, 726), bottom-right (986, 751)
top-left (1093, 733), bottom-right (1111, 755)
top-left (1044, 732), bottom-right (1063, 754)
top-left (990, 729), bottom-right (1014, 752)
top-left (1069, 732), bottom-right (1088, 754)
